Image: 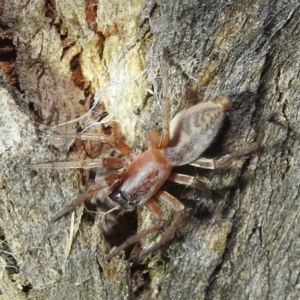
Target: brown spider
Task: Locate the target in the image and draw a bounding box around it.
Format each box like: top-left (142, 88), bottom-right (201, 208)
top-left (28, 52), bottom-right (259, 262)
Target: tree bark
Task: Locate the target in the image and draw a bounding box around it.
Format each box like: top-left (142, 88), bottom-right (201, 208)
top-left (1, 0), bottom-right (300, 299)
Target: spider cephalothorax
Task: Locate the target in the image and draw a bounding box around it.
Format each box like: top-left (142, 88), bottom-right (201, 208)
top-left (28, 52), bottom-right (259, 262)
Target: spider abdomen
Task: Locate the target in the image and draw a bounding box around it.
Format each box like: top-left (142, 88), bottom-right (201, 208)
top-left (164, 97), bottom-right (230, 166)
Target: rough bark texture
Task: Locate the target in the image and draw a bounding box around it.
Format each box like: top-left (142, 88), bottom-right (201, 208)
top-left (1, 0), bottom-right (300, 299)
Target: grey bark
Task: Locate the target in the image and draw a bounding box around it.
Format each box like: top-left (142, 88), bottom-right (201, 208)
top-left (1, 0), bottom-right (300, 299)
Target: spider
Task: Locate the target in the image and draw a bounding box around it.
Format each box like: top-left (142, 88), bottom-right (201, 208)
top-left (28, 51), bottom-right (259, 262)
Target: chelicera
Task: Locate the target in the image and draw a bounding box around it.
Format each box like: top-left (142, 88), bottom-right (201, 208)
top-left (28, 51), bottom-right (259, 262)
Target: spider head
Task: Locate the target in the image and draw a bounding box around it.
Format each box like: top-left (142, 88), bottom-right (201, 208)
top-left (109, 188), bottom-right (136, 211)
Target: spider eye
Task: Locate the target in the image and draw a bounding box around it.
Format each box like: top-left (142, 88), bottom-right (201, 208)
top-left (109, 189), bottom-right (135, 211)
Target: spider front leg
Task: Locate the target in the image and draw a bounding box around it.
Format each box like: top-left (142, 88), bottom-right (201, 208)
top-left (27, 126), bottom-right (134, 170)
top-left (26, 157), bottom-right (124, 170)
top-left (74, 133), bottom-right (133, 155)
top-left (27, 124), bottom-right (135, 221)
top-left (51, 170), bottom-right (125, 222)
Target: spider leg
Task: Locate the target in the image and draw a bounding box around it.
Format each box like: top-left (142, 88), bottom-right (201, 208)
top-left (104, 198), bottom-right (166, 261)
top-left (103, 121), bottom-right (120, 136)
top-left (158, 48), bottom-right (171, 148)
top-left (190, 111), bottom-right (275, 170)
top-left (168, 172), bottom-right (212, 198)
top-left (190, 142), bottom-right (260, 169)
top-left (51, 171), bottom-right (123, 222)
top-left (147, 129), bottom-right (161, 149)
top-left (26, 157), bottom-right (123, 169)
top-left (137, 190), bottom-right (185, 261)
top-left (58, 133), bottom-right (133, 155)
top-left (146, 50), bottom-right (171, 150)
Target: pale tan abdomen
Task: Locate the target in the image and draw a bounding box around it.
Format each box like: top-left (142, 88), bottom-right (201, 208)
top-left (164, 99), bottom-right (229, 166)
